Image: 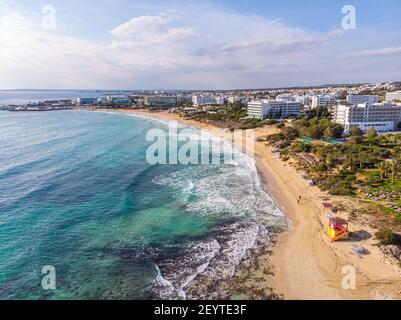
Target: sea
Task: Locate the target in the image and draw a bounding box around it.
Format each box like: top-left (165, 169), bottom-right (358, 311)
top-left (0, 89), bottom-right (137, 106)
top-left (0, 91), bottom-right (286, 300)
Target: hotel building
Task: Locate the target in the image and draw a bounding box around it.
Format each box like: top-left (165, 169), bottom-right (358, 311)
top-left (145, 96), bottom-right (177, 107)
top-left (192, 95), bottom-right (216, 106)
top-left (176, 94), bottom-right (192, 104)
top-left (227, 96), bottom-right (241, 104)
top-left (77, 97), bottom-right (97, 105)
top-left (275, 94), bottom-right (296, 102)
top-left (386, 91), bottom-right (401, 102)
top-left (333, 102), bottom-right (401, 132)
top-left (247, 100), bottom-right (304, 119)
top-left (295, 95), bottom-right (309, 105)
top-left (346, 94), bottom-right (379, 106)
top-left (215, 97), bottom-right (225, 105)
top-left (311, 95), bottom-right (337, 109)
top-left (113, 98), bottom-right (130, 107)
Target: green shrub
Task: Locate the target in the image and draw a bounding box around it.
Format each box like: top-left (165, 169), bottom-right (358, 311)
top-left (291, 141), bottom-right (311, 153)
top-left (324, 124), bottom-right (344, 139)
top-left (366, 128), bottom-right (378, 139)
top-left (265, 119), bottom-right (278, 125)
top-left (348, 135), bottom-right (362, 144)
top-left (315, 162), bottom-right (327, 172)
top-left (329, 187), bottom-right (354, 196)
top-left (375, 228), bottom-right (396, 245)
top-left (276, 140), bottom-right (292, 149)
top-left (350, 127), bottom-right (364, 136)
top-left (281, 126), bottom-right (299, 139)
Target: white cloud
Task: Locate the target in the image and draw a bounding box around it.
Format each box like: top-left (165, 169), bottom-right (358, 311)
top-left (110, 15), bottom-right (169, 38)
top-left (348, 46), bottom-right (401, 57)
top-left (110, 14), bottom-right (194, 45)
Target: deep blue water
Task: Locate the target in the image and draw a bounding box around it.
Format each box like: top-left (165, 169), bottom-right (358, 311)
top-left (0, 110), bottom-right (285, 300)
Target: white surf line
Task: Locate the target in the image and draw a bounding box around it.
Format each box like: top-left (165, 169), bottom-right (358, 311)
top-left (97, 109), bottom-right (285, 219)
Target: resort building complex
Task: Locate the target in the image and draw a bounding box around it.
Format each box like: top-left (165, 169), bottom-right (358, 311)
top-left (333, 102), bottom-right (401, 132)
top-left (23, 80), bottom-right (401, 135)
top-left (247, 100), bottom-right (304, 119)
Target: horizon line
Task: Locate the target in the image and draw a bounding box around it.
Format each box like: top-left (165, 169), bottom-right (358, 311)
top-left (1, 80), bottom-right (400, 93)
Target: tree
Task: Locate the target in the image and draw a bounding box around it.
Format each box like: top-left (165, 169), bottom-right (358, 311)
top-left (348, 135), bottom-right (362, 144)
top-left (303, 126), bottom-right (324, 139)
top-left (291, 141), bottom-right (311, 153)
top-left (350, 127), bottom-right (363, 137)
top-left (354, 152), bottom-right (368, 169)
top-left (377, 161), bottom-right (387, 181)
top-left (231, 101), bottom-right (243, 110)
top-left (387, 159), bottom-right (401, 184)
top-left (344, 157), bottom-right (357, 171)
top-left (304, 106), bottom-right (330, 119)
top-left (281, 126), bottom-right (299, 140)
top-left (315, 106), bottom-right (331, 119)
top-left (324, 124), bottom-right (344, 139)
top-left (366, 128), bottom-right (378, 139)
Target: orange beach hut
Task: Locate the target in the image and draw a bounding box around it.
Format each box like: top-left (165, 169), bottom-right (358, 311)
top-left (325, 217), bottom-right (350, 242)
top-left (321, 202), bottom-right (350, 242)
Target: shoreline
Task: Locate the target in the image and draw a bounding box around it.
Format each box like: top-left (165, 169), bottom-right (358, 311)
top-left (99, 109), bottom-right (401, 300)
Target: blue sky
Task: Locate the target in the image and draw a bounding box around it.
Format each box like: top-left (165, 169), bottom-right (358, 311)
top-left (1, 0), bottom-right (401, 89)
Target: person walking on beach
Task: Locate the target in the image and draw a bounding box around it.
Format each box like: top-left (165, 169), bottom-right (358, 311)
top-left (297, 195), bottom-right (302, 204)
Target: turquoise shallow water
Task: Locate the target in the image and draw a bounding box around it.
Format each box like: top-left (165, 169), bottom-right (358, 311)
top-left (0, 110), bottom-right (285, 300)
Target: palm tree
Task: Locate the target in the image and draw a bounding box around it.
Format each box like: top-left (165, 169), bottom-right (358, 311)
top-left (387, 159), bottom-right (401, 184)
top-left (377, 161), bottom-right (387, 181)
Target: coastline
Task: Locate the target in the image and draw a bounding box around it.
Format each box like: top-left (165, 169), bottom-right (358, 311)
top-left (100, 109), bottom-right (401, 300)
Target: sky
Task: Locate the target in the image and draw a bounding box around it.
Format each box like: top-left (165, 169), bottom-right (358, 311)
top-left (0, 0), bottom-right (400, 90)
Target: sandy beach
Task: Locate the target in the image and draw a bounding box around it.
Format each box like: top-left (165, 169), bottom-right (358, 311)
top-left (104, 109), bottom-right (401, 300)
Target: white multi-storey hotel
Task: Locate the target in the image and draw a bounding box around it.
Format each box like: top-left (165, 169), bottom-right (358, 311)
top-left (145, 95), bottom-right (177, 106)
top-left (295, 95), bottom-right (309, 105)
top-left (275, 94), bottom-right (295, 102)
top-left (227, 96), bottom-right (241, 104)
top-left (333, 102), bottom-right (401, 132)
top-left (346, 94), bottom-right (379, 106)
top-left (386, 91), bottom-right (401, 102)
top-left (247, 100), bottom-right (304, 119)
top-left (192, 95), bottom-right (216, 106)
top-left (311, 95), bottom-right (337, 108)
top-left (215, 97), bottom-right (225, 105)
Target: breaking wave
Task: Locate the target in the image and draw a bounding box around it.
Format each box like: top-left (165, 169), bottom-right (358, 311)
top-left (149, 122), bottom-right (285, 299)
